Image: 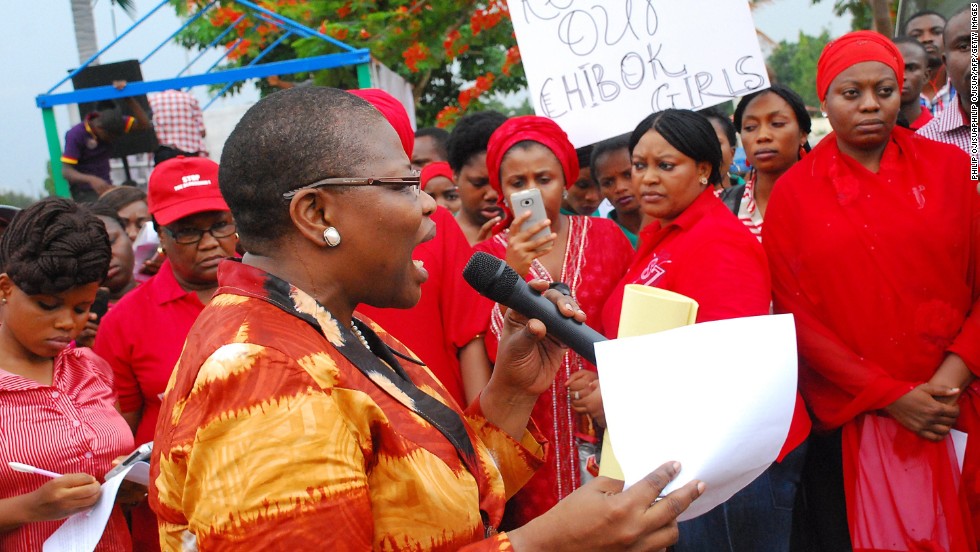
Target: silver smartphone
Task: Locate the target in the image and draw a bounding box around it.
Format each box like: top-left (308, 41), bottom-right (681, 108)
top-left (510, 188), bottom-right (550, 242)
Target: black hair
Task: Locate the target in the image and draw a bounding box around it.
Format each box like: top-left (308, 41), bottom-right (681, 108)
top-left (0, 197), bottom-right (110, 295)
top-left (96, 185), bottom-right (147, 214)
top-left (93, 108), bottom-right (127, 138)
top-left (84, 202), bottom-right (125, 232)
top-left (894, 36), bottom-right (941, 71)
top-left (893, 35), bottom-right (931, 55)
top-left (698, 106), bottom-right (737, 150)
top-left (589, 134), bottom-right (630, 178)
top-left (414, 127), bottom-right (450, 159)
top-left (575, 145), bottom-right (593, 172)
top-left (446, 111), bottom-right (508, 173)
top-left (734, 83), bottom-right (813, 136)
top-left (628, 109), bottom-right (722, 186)
top-left (903, 9), bottom-right (946, 33)
top-left (219, 87), bottom-right (382, 253)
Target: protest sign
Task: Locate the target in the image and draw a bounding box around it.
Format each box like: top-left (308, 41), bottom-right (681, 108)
top-left (508, 0), bottom-right (770, 147)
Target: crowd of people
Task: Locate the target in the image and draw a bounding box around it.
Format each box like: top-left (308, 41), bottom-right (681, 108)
top-left (0, 7), bottom-right (978, 551)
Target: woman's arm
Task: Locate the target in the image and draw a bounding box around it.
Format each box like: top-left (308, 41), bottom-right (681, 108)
top-left (459, 338), bottom-right (492, 406)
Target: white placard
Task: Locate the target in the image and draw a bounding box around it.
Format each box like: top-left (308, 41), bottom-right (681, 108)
top-left (508, 0), bottom-right (770, 147)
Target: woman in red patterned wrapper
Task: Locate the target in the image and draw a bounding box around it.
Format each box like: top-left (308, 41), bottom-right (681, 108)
top-left (149, 87), bottom-right (704, 551)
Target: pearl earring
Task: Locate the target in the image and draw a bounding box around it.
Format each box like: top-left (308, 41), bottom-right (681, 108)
top-left (323, 226), bottom-right (342, 247)
top-left (699, 176), bottom-right (708, 185)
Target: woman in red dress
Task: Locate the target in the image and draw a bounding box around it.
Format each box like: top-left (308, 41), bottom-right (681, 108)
top-left (764, 31), bottom-right (979, 550)
top-left (476, 115), bottom-right (634, 528)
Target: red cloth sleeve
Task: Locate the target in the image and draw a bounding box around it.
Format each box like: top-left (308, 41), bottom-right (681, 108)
top-left (947, 191), bottom-right (980, 375)
top-left (763, 181), bottom-right (916, 431)
top-left (438, 208), bottom-right (495, 350)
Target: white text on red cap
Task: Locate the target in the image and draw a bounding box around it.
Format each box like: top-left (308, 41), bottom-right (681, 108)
top-left (174, 174), bottom-right (214, 191)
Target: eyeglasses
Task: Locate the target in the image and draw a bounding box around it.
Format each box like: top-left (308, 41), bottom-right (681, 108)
top-left (163, 220), bottom-right (237, 245)
top-left (281, 170), bottom-right (422, 200)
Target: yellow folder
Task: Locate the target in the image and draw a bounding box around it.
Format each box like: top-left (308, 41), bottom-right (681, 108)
top-left (598, 285), bottom-right (699, 479)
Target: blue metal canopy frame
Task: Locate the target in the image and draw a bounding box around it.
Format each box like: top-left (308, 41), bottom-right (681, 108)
top-left (37, 0), bottom-right (372, 197)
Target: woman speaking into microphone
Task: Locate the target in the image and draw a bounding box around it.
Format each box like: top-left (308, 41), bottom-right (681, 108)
top-left (148, 87), bottom-right (702, 551)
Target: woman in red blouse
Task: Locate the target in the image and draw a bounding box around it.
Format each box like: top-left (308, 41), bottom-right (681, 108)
top-left (0, 198), bottom-right (135, 551)
top-left (597, 108), bottom-right (810, 551)
top-left (476, 115), bottom-right (635, 528)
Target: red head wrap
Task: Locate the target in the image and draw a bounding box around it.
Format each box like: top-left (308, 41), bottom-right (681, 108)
top-left (816, 30), bottom-right (904, 102)
top-left (348, 88), bottom-right (415, 158)
top-left (485, 115), bottom-right (579, 229)
top-left (420, 161), bottom-right (454, 191)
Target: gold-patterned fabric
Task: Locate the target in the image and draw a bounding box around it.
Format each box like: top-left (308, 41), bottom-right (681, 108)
top-left (150, 260), bottom-right (546, 551)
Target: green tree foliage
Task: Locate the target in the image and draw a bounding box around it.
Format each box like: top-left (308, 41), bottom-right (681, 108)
top-left (169, 0), bottom-right (526, 127)
top-left (0, 189), bottom-right (41, 208)
top-left (812, 0), bottom-right (899, 34)
top-left (44, 161), bottom-right (56, 198)
top-left (767, 30), bottom-right (832, 110)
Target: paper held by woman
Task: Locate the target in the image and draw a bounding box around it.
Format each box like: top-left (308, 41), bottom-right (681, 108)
top-left (595, 285), bottom-right (796, 521)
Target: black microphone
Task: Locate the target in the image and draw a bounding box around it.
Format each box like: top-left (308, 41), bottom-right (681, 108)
top-left (463, 251), bottom-right (607, 365)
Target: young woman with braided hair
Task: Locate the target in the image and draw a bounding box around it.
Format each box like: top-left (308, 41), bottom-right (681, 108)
top-left (0, 197), bottom-right (135, 551)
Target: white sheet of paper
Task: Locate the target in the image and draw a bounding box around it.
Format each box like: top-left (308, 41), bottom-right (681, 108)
top-left (595, 314), bottom-right (798, 520)
top-left (43, 461), bottom-right (147, 552)
top-left (950, 429), bottom-right (968, 473)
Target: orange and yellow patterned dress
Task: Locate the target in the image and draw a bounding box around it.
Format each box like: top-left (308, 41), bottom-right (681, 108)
top-left (150, 260), bottom-right (546, 551)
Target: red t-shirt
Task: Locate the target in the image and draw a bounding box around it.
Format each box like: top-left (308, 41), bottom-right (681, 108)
top-left (95, 259), bottom-right (206, 447)
top-left (94, 258), bottom-right (206, 552)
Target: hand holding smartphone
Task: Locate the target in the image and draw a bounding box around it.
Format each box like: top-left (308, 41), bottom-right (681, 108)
top-left (509, 188), bottom-right (551, 242)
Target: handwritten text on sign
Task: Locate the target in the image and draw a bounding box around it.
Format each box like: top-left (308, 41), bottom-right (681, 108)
top-left (508, 0), bottom-right (769, 147)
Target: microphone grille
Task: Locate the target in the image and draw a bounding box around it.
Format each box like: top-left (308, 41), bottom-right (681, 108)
top-left (463, 251), bottom-right (519, 303)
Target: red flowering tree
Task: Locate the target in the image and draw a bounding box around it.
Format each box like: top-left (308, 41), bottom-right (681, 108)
top-left (170, 0), bottom-right (528, 127)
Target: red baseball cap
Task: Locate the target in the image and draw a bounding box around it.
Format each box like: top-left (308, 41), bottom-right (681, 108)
top-left (148, 156), bottom-right (229, 226)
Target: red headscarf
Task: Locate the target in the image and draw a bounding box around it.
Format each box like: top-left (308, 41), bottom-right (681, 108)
top-left (420, 161), bottom-right (454, 191)
top-left (485, 115), bottom-right (579, 229)
top-left (348, 88), bottom-right (415, 158)
top-left (816, 30), bottom-right (905, 102)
